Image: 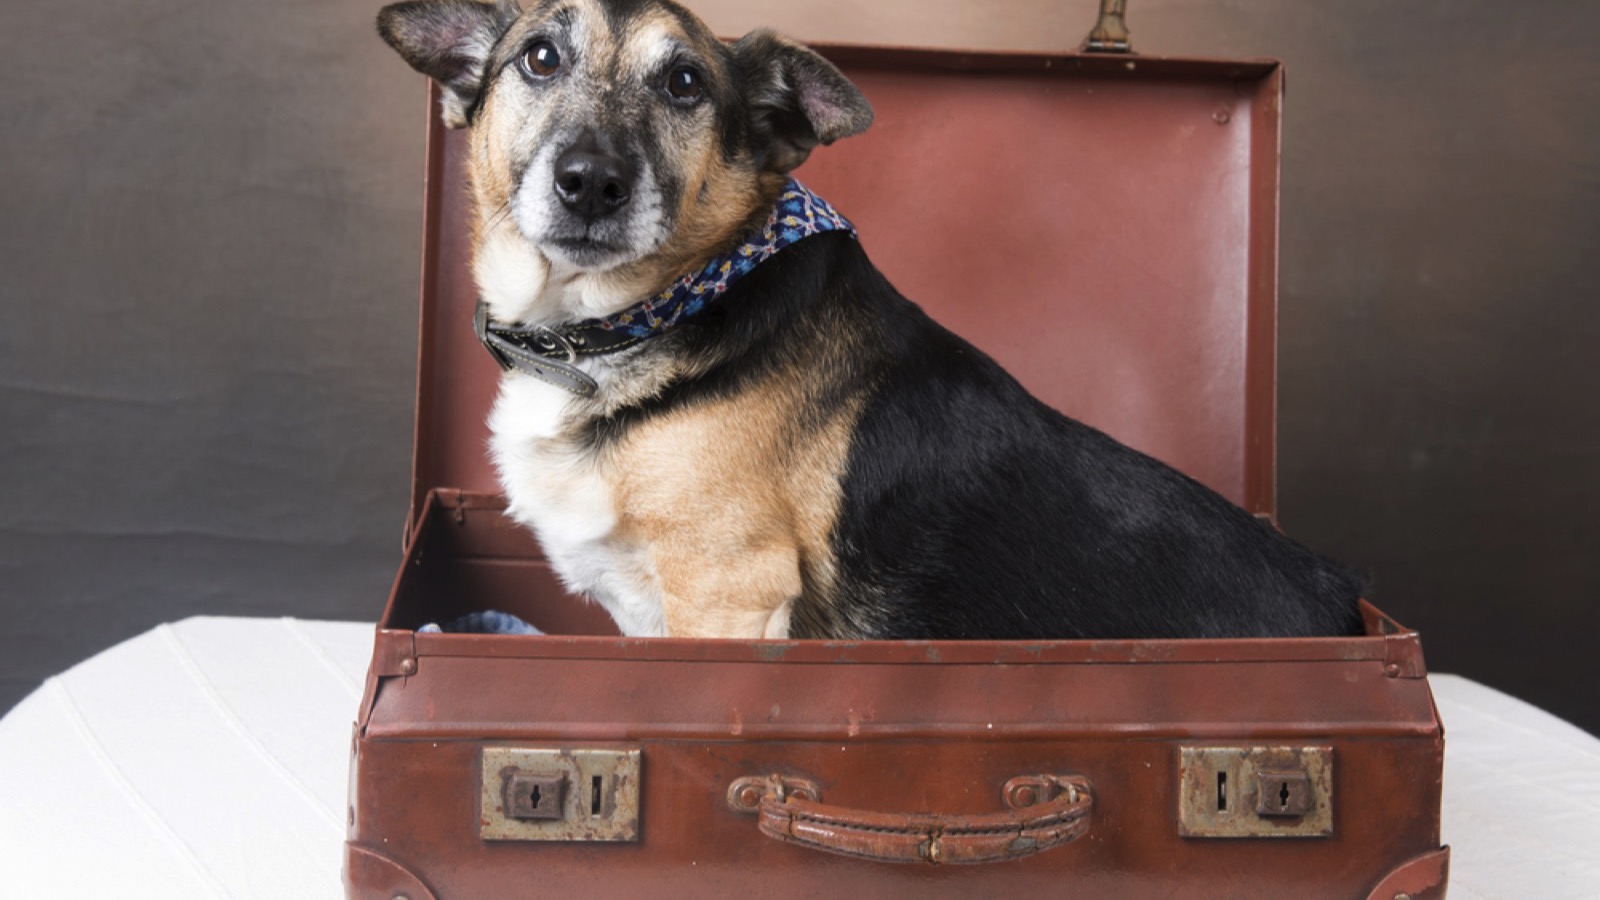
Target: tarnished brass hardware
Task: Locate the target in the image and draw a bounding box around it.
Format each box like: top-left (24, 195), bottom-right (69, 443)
top-left (481, 746), bottom-right (640, 841)
top-left (1083, 0), bottom-right (1133, 54)
top-left (727, 774), bottom-right (821, 812)
top-left (1255, 767), bottom-right (1314, 817)
top-left (1178, 746), bottom-right (1333, 838)
top-left (505, 773), bottom-right (566, 820)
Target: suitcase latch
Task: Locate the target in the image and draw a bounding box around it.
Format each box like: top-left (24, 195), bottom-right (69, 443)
top-left (481, 746), bottom-right (641, 842)
top-left (1177, 746), bottom-right (1333, 838)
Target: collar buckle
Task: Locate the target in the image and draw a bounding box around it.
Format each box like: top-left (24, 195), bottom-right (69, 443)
top-left (473, 300), bottom-right (600, 397)
top-left (529, 326), bottom-right (579, 364)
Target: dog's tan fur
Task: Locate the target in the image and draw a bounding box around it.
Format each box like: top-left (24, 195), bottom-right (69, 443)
top-left (607, 353), bottom-right (863, 638)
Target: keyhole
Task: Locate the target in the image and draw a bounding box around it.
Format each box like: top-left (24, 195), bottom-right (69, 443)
top-left (530, 785), bottom-right (542, 808)
top-left (1216, 771), bottom-right (1228, 811)
top-left (591, 775), bottom-right (603, 817)
top-left (1278, 781), bottom-right (1290, 810)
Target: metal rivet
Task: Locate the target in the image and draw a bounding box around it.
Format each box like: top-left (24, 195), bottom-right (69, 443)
top-left (399, 658), bottom-right (416, 675)
top-left (736, 784), bottom-right (763, 808)
top-left (1010, 784), bottom-right (1039, 807)
top-left (1394, 894), bottom-right (1412, 900)
top-left (1384, 663), bottom-right (1401, 677)
top-left (1213, 110), bottom-right (1231, 124)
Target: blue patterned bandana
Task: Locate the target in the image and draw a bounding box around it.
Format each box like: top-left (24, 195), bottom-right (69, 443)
top-left (597, 178), bottom-right (852, 337)
top-left (476, 179), bottom-right (854, 395)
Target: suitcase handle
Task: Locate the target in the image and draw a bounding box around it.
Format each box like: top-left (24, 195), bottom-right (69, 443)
top-left (727, 773), bottom-right (1093, 865)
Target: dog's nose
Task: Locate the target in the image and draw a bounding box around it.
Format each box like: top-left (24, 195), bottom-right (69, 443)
top-left (553, 142), bottom-right (635, 222)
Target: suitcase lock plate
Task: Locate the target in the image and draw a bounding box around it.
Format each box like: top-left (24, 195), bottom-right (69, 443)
top-left (1178, 746), bottom-right (1333, 838)
top-left (481, 746), bottom-right (641, 842)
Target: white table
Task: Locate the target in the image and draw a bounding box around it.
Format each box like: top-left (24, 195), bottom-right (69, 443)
top-left (2, 617), bottom-right (1597, 898)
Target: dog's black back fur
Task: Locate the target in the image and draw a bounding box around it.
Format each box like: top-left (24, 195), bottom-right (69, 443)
top-left (611, 230), bottom-right (1366, 641)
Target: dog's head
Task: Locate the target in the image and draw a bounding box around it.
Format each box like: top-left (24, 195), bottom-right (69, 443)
top-left (378, 0), bottom-right (872, 321)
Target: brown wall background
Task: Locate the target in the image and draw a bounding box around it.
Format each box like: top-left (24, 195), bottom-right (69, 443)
top-left (2, 1), bottom-right (1598, 730)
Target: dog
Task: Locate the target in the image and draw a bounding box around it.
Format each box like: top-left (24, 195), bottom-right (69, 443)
top-left (377, 0), bottom-right (1366, 641)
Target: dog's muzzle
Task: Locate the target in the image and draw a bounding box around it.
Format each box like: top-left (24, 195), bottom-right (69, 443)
top-left (552, 134), bottom-right (635, 224)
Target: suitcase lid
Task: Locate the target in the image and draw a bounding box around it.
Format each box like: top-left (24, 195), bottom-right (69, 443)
top-left (404, 45), bottom-right (1284, 534)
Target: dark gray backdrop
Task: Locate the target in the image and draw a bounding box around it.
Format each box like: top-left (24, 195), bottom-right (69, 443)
top-left (3, 1), bottom-right (1597, 731)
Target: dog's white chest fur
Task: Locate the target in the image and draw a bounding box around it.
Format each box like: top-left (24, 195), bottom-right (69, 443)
top-left (487, 373), bottom-right (666, 636)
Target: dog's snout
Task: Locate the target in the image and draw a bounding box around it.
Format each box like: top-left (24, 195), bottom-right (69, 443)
top-left (553, 138), bottom-right (635, 222)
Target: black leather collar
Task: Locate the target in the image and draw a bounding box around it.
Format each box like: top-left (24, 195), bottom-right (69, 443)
top-left (473, 300), bottom-right (637, 397)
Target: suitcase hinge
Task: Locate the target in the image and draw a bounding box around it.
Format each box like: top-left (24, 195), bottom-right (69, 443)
top-left (1082, 0), bottom-right (1133, 54)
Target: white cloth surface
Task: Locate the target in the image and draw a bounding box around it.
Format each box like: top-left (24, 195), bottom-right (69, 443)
top-left (0, 616), bottom-right (1596, 898)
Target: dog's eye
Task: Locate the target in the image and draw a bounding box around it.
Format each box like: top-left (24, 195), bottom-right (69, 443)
top-left (666, 65), bottom-right (704, 102)
top-left (523, 40), bottom-right (562, 78)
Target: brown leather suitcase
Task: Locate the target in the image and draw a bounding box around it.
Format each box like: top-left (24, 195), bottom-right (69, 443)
top-left (345, 32), bottom-right (1449, 900)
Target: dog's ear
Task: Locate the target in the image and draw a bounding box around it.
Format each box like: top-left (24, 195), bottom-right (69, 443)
top-left (733, 30), bottom-right (873, 173)
top-left (377, 0), bottom-right (521, 128)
